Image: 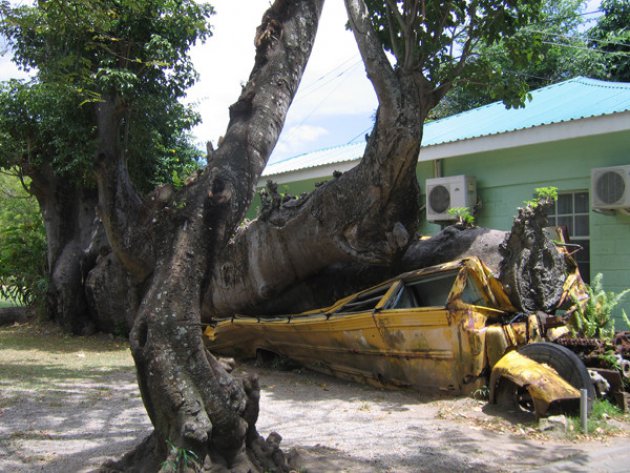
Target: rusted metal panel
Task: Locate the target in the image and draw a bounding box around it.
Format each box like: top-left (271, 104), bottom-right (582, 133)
top-left (489, 350), bottom-right (581, 417)
top-left (204, 257), bottom-right (534, 394)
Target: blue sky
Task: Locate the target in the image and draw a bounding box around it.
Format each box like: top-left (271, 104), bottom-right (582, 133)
top-left (1, 0), bottom-right (604, 165)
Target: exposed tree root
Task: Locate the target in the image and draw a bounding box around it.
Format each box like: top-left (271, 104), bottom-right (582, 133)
top-left (99, 368), bottom-right (289, 473)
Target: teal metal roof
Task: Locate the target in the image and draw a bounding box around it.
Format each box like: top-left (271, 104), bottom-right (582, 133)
top-left (421, 77), bottom-right (630, 148)
top-left (263, 142), bottom-right (364, 177)
top-left (264, 77), bottom-right (630, 177)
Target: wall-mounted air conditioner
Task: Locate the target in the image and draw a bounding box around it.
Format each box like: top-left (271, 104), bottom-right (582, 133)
top-left (591, 165), bottom-right (630, 210)
top-left (425, 175), bottom-right (477, 222)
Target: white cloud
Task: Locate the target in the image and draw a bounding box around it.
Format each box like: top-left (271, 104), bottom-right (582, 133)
top-left (286, 124), bottom-right (329, 143)
top-left (272, 124), bottom-right (329, 158)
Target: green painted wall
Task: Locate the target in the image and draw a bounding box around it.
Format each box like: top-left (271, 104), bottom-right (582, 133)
top-left (247, 176), bottom-right (327, 220)
top-left (418, 130), bottom-right (630, 326)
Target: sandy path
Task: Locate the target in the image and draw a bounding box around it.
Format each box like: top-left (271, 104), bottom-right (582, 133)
top-left (1, 360), bottom-right (629, 472)
top-left (249, 364), bottom-right (630, 473)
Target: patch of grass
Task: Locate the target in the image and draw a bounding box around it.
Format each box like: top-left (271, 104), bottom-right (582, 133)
top-left (0, 321), bottom-right (129, 353)
top-left (567, 399), bottom-right (626, 437)
top-left (0, 322), bottom-right (133, 391)
top-left (0, 393), bottom-right (20, 409)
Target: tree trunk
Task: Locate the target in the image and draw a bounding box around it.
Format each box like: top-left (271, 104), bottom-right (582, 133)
top-left (98, 2), bottom-right (325, 470)
top-left (22, 161), bottom-right (137, 335)
top-left (499, 201), bottom-right (570, 312)
top-left (236, 225), bottom-right (509, 317)
top-left (84, 251), bottom-right (139, 335)
top-left (27, 165), bottom-right (105, 334)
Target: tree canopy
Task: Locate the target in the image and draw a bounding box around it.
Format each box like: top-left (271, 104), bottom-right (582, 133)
top-left (0, 0), bottom-right (213, 190)
top-left (0, 0), bottom-right (215, 321)
top-left (589, 0), bottom-right (630, 82)
top-left (360, 0), bottom-right (546, 112)
top-left (429, 0), bottom-right (628, 118)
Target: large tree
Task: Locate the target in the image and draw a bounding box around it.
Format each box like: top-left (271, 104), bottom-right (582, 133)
top-left (3, 0), bottom-right (554, 470)
top-left (117, 0), bottom-right (546, 469)
top-left (0, 0), bottom-right (208, 333)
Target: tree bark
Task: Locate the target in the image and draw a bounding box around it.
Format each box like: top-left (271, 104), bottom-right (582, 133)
top-left (97, 1), bottom-right (325, 470)
top-left (26, 164), bottom-right (105, 334)
top-left (84, 251), bottom-right (139, 335)
top-left (499, 201), bottom-right (570, 312)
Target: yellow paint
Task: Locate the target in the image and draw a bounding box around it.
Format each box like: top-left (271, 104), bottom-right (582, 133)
top-left (489, 350), bottom-right (581, 416)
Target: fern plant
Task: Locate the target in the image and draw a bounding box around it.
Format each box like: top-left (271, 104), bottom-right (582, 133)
top-left (569, 273), bottom-right (630, 339)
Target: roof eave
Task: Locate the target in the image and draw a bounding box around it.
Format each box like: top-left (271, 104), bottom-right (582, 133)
top-left (259, 159), bottom-right (359, 185)
top-left (419, 111), bottom-right (630, 162)
top-left (260, 111), bottom-right (630, 185)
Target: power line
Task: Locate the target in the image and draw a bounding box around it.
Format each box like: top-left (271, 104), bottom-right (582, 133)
top-left (346, 126), bottom-right (372, 144)
top-left (541, 40), bottom-right (630, 56)
top-left (527, 28), bottom-right (630, 50)
top-left (525, 8), bottom-right (603, 28)
top-left (280, 61), bottom-right (358, 142)
top-left (274, 56), bottom-right (367, 148)
top-left (298, 55), bottom-right (358, 93)
top-left (182, 56), bottom-right (362, 106)
top-left (292, 58), bottom-right (362, 102)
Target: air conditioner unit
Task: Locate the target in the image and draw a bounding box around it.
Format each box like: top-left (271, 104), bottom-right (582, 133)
top-left (591, 165), bottom-right (630, 210)
top-left (425, 175), bottom-right (477, 222)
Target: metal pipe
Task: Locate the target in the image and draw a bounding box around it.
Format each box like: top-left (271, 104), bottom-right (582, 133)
top-left (433, 159), bottom-right (442, 178)
top-left (580, 388), bottom-right (588, 433)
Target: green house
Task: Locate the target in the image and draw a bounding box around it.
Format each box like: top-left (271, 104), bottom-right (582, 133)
top-left (259, 77), bottom-right (630, 323)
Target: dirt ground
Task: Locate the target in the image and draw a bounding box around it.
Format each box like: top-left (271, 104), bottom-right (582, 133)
top-left (1, 323), bottom-right (629, 472)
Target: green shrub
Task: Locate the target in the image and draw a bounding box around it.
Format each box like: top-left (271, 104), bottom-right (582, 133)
top-left (0, 172), bottom-right (47, 307)
top-left (0, 297), bottom-right (16, 308)
top-left (523, 186), bottom-right (558, 207)
top-left (568, 399), bottom-right (623, 435)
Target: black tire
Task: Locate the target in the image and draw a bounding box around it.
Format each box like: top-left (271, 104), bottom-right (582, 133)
top-left (494, 378), bottom-right (536, 414)
top-left (518, 342), bottom-right (595, 413)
